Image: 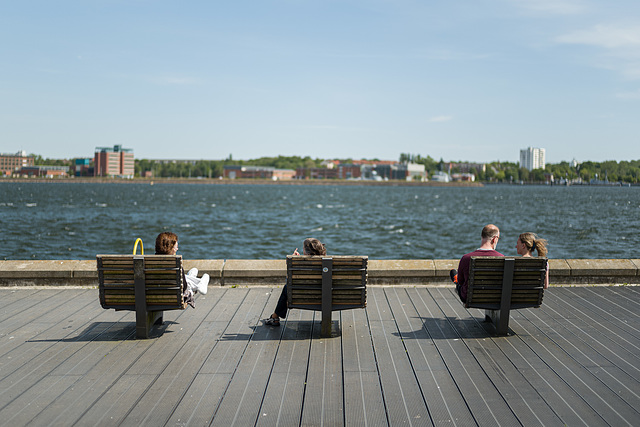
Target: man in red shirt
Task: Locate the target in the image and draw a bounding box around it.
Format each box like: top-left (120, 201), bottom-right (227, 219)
top-left (451, 224), bottom-right (504, 303)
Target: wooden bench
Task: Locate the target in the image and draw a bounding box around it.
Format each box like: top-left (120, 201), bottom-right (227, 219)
top-left (286, 255), bottom-right (367, 337)
top-left (96, 254), bottom-right (187, 338)
top-left (467, 256), bottom-right (547, 336)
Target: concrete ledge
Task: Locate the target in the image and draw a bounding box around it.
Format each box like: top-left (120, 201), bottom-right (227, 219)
top-left (0, 258), bottom-right (638, 287)
top-left (369, 260), bottom-right (435, 285)
top-left (222, 259), bottom-right (286, 286)
top-left (184, 259), bottom-right (224, 286)
top-left (549, 259), bottom-right (571, 277)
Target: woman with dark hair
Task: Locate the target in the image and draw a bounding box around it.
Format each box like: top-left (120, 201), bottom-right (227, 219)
top-left (516, 232), bottom-right (549, 289)
top-left (155, 232), bottom-right (209, 307)
top-left (264, 238), bottom-right (326, 326)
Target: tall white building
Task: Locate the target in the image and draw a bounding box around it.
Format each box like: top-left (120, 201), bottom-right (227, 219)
top-left (520, 147), bottom-right (545, 171)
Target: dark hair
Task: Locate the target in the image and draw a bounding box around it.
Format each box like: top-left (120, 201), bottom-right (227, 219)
top-left (519, 232), bottom-right (548, 257)
top-left (481, 224), bottom-right (500, 240)
top-left (156, 231), bottom-right (178, 255)
top-left (303, 238), bottom-right (326, 256)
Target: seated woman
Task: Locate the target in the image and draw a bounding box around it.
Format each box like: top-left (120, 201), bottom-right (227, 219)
top-left (264, 238), bottom-right (326, 326)
top-left (155, 232), bottom-right (209, 308)
top-left (516, 232), bottom-right (549, 289)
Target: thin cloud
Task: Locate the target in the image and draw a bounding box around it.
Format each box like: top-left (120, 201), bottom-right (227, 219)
top-left (556, 24), bottom-right (640, 78)
top-left (149, 76), bottom-right (201, 86)
top-left (506, 0), bottom-right (586, 15)
top-left (556, 24), bottom-right (640, 48)
top-left (428, 115), bottom-right (453, 123)
top-left (616, 89), bottom-right (640, 99)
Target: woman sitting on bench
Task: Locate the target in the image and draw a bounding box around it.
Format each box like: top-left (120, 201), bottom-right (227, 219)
top-left (264, 238), bottom-right (326, 327)
top-left (516, 232), bottom-right (549, 289)
top-left (156, 232), bottom-right (209, 307)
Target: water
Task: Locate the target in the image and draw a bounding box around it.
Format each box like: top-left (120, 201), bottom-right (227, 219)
top-left (1, 182), bottom-right (638, 260)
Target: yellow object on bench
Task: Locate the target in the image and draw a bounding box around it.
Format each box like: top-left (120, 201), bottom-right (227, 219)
top-left (467, 256), bottom-right (547, 335)
top-left (96, 239), bottom-right (187, 338)
top-left (287, 255), bottom-right (367, 337)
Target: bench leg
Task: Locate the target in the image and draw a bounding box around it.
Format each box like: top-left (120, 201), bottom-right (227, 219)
top-left (320, 311), bottom-right (332, 338)
top-left (136, 310), bottom-right (163, 339)
top-left (486, 309), bottom-right (510, 336)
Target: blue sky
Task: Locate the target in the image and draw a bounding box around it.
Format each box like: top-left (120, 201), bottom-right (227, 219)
top-left (1, 0), bottom-right (639, 164)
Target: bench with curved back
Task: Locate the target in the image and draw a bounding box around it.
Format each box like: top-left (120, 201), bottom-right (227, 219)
top-left (96, 253), bottom-right (187, 338)
top-left (466, 256), bottom-right (547, 335)
top-left (286, 255), bottom-right (367, 337)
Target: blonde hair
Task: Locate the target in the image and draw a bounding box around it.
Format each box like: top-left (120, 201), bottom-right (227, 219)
top-left (519, 232), bottom-right (548, 257)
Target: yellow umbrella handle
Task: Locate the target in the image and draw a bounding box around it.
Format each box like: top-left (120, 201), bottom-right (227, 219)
top-left (133, 238), bottom-right (144, 255)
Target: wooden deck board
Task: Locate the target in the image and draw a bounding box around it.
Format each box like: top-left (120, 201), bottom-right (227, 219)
top-left (1, 286), bottom-right (639, 426)
top-left (256, 309), bottom-right (313, 427)
top-left (300, 320), bottom-right (345, 426)
top-left (367, 288), bottom-right (431, 425)
top-left (510, 294), bottom-right (638, 426)
top-left (341, 306), bottom-right (388, 426)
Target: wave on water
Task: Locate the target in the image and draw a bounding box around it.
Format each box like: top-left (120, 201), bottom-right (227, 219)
top-left (2, 182), bottom-right (639, 260)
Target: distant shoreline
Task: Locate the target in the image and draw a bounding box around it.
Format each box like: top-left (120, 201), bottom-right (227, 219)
top-left (0, 177), bottom-right (484, 187)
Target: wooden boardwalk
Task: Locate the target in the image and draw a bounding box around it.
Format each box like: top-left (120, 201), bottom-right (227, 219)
top-left (1, 285), bottom-right (639, 426)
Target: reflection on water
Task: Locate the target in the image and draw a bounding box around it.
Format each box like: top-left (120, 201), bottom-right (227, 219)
top-left (2, 182), bottom-right (638, 260)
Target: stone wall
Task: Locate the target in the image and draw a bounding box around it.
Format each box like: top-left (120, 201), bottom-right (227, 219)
top-left (1, 258), bottom-right (639, 287)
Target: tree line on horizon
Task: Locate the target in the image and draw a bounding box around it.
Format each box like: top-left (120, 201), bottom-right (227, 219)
top-left (31, 153), bottom-right (640, 183)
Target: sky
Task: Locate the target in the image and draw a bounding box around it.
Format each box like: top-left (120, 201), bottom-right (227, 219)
top-left (1, 0), bottom-right (639, 164)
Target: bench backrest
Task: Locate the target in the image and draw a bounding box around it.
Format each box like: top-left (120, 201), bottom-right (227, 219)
top-left (466, 256), bottom-right (547, 310)
top-left (286, 255), bottom-right (367, 311)
top-left (97, 255), bottom-right (187, 311)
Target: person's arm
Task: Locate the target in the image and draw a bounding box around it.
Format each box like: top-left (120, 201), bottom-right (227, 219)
top-left (292, 248), bottom-right (300, 255)
top-left (544, 263), bottom-right (549, 289)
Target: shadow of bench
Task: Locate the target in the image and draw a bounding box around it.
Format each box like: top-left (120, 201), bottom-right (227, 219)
top-left (467, 256), bottom-right (547, 336)
top-left (287, 255), bottom-right (367, 338)
top-left (96, 254), bottom-right (187, 338)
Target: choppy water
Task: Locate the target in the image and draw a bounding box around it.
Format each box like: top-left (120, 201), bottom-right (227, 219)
top-left (1, 182), bottom-right (638, 260)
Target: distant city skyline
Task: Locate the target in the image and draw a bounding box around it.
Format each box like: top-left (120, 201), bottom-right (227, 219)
top-left (2, 1), bottom-right (640, 163)
top-left (11, 146), bottom-right (637, 166)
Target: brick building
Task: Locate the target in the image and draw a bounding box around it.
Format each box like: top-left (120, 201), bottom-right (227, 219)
top-left (94, 145), bottom-right (134, 177)
top-left (0, 151), bottom-right (34, 176)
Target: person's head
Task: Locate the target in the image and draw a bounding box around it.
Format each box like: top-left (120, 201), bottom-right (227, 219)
top-left (302, 238), bottom-right (326, 256)
top-left (481, 224), bottom-right (500, 250)
top-left (517, 232), bottom-right (548, 257)
top-left (156, 231), bottom-right (179, 255)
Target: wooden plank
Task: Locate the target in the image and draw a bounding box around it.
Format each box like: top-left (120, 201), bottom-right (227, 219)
top-left (105, 293), bottom-right (221, 425)
top-left (341, 306), bottom-right (387, 426)
top-left (0, 291), bottom-right (102, 372)
top-left (0, 302), bottom-right (140, 421)
top-left (300, 320), bottom-right (344, 426)
top-left (507, 303), bottom-right (637, 425)
top-left (162, 289), bottom-right (248, 426)
top-left (366, 288), bottom-right (431, 425)
top-left (256, 309), bottom-right (313, 427)
top-left (208, 293), bottom-right (286, 426)
top-left (193, 289), bottom-right (272, 423)
top-left (389, 287), bottom-right (475, 426)
top-left (427, 287), bottom-right (522, 425)
top-left (405, 287), bottom-right (479, 426)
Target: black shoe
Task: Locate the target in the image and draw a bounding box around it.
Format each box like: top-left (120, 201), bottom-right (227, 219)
top-left (449, 269), bottom-right (458, 283)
